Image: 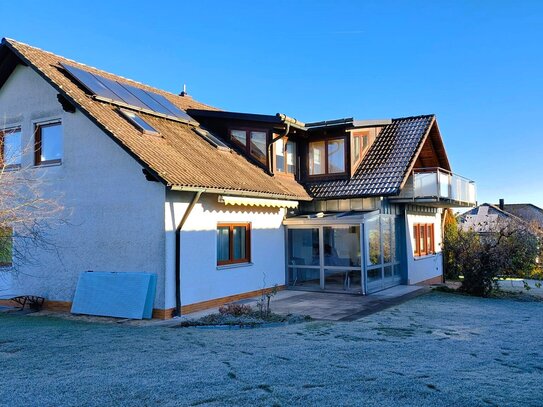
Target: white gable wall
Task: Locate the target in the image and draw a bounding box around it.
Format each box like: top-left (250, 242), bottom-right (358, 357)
top-left (0, 65), bottom-right (167, 307)
top-left (405, 210), bottom-right (443, 284)
top-left (165, 191), bottom-right (286, 310)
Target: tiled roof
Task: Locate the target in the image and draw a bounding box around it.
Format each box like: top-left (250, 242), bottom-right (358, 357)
top-left (2, 39), bottom-right (310, 201)
top-left (502, 204), bottom-right (543, 230)
top-left (306, 115), bottom-right (435, 199)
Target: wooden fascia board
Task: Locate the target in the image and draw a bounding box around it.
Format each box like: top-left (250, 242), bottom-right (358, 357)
top-left (429, 119), bottom-right (452, 171)
top-left (398, 116), bottom-right (436, 191)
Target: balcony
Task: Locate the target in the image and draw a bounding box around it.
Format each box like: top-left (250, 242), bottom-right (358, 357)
top-left (391, 167), bottom-right (476, 207)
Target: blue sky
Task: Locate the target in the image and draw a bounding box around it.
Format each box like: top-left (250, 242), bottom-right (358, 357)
top-left (1, 1), bottom-right (542, 208)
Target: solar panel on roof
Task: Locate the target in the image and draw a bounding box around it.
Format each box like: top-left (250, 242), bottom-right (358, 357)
top-left (61, 63), bottom-right (196, 124)
top-left (61, 63), bottom-right (119, 101)
top-left (96, 76), bottom-right (150, 110)
top-left (119, 83), bottom-right (174, 117)
top-left (146, 91), bottom-right (194, 122)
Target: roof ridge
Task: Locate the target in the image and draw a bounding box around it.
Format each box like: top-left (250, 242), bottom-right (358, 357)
top-left (503, 203), bottom-right (543, 212)
top-left (2, 37), bottom-right (213, 107)
top-left (392, 114), bottom-right (435, 121)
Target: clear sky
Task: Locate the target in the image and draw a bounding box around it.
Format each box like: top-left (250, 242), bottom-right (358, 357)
top-left (1, 1), bottom-right (542, 208)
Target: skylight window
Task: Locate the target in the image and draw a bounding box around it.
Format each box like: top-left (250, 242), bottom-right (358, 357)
top-left (120, 109), bottom-right (159, 135)
top-left (193, 127), bottom-right (230, 151)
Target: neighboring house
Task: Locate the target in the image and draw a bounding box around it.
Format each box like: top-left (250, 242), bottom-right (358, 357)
top-left (0, 38), bottom-right (477, 318)
top-left (501, 202), bottom-right (543, 234)
top-left (458, 200), bottom-right (542, 267)
top-left (458, 200), bottom-right (543, 235)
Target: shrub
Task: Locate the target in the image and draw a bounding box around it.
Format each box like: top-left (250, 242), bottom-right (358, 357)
top-left (444, 217), bottom-right (540, 297)
top-left (218, 303), bottom-right (253, 317)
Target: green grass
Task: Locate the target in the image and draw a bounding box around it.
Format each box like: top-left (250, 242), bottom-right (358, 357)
top-left (0, 292), bottom-right (542, 406)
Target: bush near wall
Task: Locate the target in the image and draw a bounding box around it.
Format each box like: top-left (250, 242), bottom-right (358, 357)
top-left (443, 212), bottom-right (540, 297)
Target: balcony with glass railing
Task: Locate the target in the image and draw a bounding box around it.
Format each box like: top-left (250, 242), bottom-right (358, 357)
top-left (392, 167), bottom-right (476, 207)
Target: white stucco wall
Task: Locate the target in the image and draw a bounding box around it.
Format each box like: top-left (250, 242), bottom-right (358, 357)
top-left (165, 191), bottom-right (287, 309)
top-left (0, 65), bottom-right (167, 307)
top-left (405, 210), bottom-right (443, 284)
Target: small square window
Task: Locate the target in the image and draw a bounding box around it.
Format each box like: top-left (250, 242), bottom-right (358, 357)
top-left (1, 127), bottom-right (22, 169)
top-left (35, 122), bottom-right (62, 166)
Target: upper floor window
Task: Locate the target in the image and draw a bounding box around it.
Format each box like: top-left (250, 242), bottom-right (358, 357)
top-left (275, 138), bottom-right (296, 174)
top-left (0, 127), bottom-right (22, 169)
top-left (229, 129), bottom-right (267, 165)
top-left (35, 121), bottom-right (63, 166)
top-left (308, 138), bottom-right (345, 176)
top-left (0, 227), bottom-right (13, 267)
top-left (351, 131), bottom-right (369, 167)
top-left (413, 223), bottom-right (435, 257)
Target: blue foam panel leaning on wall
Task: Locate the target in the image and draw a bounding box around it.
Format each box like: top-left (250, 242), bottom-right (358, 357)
top-left (71, 271), bottom-right (157, 319)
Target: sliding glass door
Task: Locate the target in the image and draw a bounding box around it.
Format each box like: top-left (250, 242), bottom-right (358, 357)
top-left (287, 225), bottom-right (362, 293)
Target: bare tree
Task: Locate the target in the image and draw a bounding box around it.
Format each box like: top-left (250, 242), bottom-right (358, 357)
top-left (0, 126), bottom-right (65, 290)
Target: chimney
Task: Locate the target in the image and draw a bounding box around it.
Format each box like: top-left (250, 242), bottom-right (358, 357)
top-left (499, 198), bottom-right (505, 210)
top-left (180, 84), bottom-right (189, 97)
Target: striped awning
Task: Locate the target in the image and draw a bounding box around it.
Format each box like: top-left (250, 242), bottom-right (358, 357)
top-left (219, 195), bottom-right (299, 209)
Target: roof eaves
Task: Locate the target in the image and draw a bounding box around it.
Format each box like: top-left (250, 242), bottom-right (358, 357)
top-left (306, 117), bottom-right (354, 130)
top-left (351, 119), bottom-right (392, 128)
top-left (169, 184), bottom-right (311, 201)
top-left (187, 109), bottom-right (283, 125)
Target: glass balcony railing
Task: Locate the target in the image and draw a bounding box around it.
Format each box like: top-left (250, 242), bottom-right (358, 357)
top-left (409, 168), bottom-right (476, 205)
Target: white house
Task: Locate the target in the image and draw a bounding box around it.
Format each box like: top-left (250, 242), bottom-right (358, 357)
top-left (0, 39), bottom-right (476, 318)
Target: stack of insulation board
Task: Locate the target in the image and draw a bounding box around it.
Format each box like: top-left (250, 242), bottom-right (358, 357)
top-left (71, 271), bottom-right (156, 319)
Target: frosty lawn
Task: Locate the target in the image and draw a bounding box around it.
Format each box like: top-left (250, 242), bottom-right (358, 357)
top-left (0, 292), bottom-right (542, 406)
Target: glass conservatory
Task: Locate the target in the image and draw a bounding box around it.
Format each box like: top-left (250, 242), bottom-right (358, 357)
top-left (283, 211), bottom-right (404, 294)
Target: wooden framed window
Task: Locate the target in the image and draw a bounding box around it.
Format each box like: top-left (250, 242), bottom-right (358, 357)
top-left (308, 137), bottom-right (346, 176)
top-left (0, 227), bottom-right (13, 267)
top-left (413, 223), bottom-right (435, 257)
top-left (351, 131), bottom-right (369, 168)
top-left (217, 223), bottom-right (251, 266)
top-left (0, 127), bottom-right (22, 169)
top-left (275, 138), bottom-right (297, 175)
top-left (34, 121), bottom-right (63, 166)
top-left (229, 128), bottom-right (268, 165)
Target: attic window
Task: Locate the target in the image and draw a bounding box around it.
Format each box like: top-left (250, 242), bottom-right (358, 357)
top-left (351, 131), bottom-right (369, 167)
top-left (120, 109), bottom-right (159, 135)
top-left (229, 128), bottom-right (268, 165)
